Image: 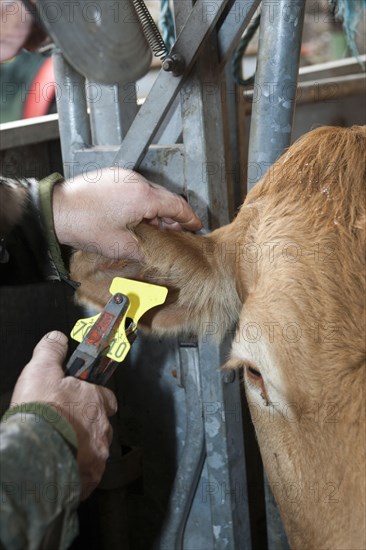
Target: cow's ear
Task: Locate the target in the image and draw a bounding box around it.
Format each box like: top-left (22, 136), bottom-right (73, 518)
top-left (70, 219), bottom-right (246, 340)
top-left (134, 223), bottom-right (241, 339)
top-left (70, 252), bottom-right (143, 308)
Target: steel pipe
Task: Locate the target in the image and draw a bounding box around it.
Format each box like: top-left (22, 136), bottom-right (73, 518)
top-left (247, 0), bottom-right (306, 189)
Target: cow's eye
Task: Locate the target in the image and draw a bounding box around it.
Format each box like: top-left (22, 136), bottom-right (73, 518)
top-left (244, 364), bottom-right (269, 405)
top-left (247, 365), bottom-right (262, 380)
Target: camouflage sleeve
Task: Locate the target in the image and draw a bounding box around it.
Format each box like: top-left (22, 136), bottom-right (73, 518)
top-left (0, 412), bottom-right (81, 550)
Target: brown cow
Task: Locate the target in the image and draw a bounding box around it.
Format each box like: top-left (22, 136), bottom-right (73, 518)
top-left (71, 126), bottom-right (366, 549)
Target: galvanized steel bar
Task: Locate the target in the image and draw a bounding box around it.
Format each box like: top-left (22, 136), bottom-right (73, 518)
top-left (73, 144), bottom-right (185, 192)
top-left (88, 83), bottom-right (138, 146)
top-left (154, 99), bottom-right (182, 145)
top-left (199, 339), bottom-right (251, 549)
top-left (217, 0), bottom-right (261, 68)
top-left (178, 39), bottom-right (231, 228)
top-left (89, 84), bottom-right (122, 146)
top-left (168, 2), bottom-right (251, 547)
top-left (113, 0), bottom-right (231, 169)
top-left (52, 49), bottom-right (91, 178)
top-left (247, 0), bottom-right (306, 189)
top-left (159, 345), bottom-right (206, 550)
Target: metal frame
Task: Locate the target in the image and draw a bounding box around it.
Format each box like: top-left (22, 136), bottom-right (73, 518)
top-left (53, 0), bottom-right (306, 547)
top-left (248, 0), bottom-right (306, 189)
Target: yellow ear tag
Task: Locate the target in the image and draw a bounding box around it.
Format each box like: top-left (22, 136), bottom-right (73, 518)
top-left (70, 278), bottom-right (168, 363)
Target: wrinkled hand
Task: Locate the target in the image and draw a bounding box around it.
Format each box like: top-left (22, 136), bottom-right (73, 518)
top-left (11, 331), bottom-right (117, 499)
top-left (53, 168), bottom-right (202, 260)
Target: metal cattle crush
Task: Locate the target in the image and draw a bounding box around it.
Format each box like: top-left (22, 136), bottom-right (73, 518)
top-left (53, 0), bottom-right (305, 548)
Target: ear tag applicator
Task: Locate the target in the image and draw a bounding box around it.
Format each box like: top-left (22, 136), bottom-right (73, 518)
top-left (66, 277), bottom-right (168, 385)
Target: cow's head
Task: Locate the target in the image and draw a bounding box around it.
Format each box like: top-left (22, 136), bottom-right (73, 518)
top-left (71, 126), bottom-right (366, 548)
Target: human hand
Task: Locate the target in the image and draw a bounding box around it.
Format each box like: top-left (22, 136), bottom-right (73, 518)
top-left (11, 331), bottom-right (117, 499)
top-left (52, 168), bottom-right (203, 260)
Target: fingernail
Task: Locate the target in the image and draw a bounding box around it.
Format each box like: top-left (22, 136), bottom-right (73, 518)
top-left (45, 331), bottom-right (68, 344)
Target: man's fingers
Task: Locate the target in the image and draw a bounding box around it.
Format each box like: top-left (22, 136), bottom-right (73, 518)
top-left (145, 217), bottom-right (181, 231)
top-left (30, 331), bottom-right (68, 379)
top-left (161, 195), bottom-right (202, 230)
top-left (98, 386), bottom-right (118, 417)
top-left (160, 218), bottom-right (183, 231)
top-left (146, 186), bottom-right (203, 231)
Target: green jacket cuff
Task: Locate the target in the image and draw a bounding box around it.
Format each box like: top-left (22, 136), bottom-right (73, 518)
top-left (38, 173), bottom-right (68, 280)
top-left (2, 402), bottom-right (78, 452)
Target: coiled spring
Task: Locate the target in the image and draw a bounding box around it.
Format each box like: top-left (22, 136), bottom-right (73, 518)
top-left (133, 0), bottom-right (168, 60)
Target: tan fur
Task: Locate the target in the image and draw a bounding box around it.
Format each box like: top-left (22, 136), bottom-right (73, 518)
top-left (70, 126), bottom-right (366, 548)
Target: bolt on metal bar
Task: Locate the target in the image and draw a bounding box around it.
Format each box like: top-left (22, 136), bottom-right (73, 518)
top-left (113, 0), bottom-right (231, 169)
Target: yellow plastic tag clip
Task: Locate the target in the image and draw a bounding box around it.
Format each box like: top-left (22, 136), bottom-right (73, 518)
top-left (70, 277), bottom-right (168, 363)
